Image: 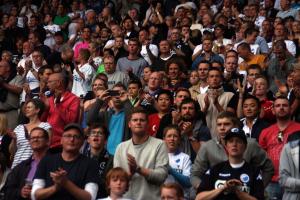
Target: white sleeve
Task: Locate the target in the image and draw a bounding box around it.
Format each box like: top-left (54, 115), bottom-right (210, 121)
top-left (150, 44), bottom-right (159, 57)
top-left (192, 45), bottom-right (202, 56)
top-left (31, 179), bottom-right (46, 200)
top-left (182, 154), bottom-right (192, 177)
top-left (84, 182), bottom-right (98, 200)
top-left (286, 41), bottom-right (296, 56)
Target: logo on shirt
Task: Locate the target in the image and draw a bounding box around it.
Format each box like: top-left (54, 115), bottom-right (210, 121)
top-left (240, 174), bottom-right (250, 183)
top-left (219, 173), bottom-right (231, 177)
top-left (215, 180), bottom-right (226, 189)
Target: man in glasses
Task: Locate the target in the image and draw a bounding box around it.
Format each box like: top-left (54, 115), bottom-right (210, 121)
top-left (82, 123), bottom-right (112, 198)
top-left (5, 127), bottom-right (50, 199)
top-left (191, 111), bottom-right (273, 191)
top-left (103, 55), bottom-right (129, 89)
top-left (259, 96), bottom-right (300, 200)
top-left (31, 123), bottom-right (99, 200)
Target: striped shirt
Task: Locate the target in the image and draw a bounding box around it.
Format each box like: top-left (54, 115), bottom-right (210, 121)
top-left (11, 122), bottom-right (51, 168)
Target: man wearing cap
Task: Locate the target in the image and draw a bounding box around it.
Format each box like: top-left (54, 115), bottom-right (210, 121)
top-left (196, 128), bottom-right (264, 200)
top-left (31, 123), bottom-right (99, 200)
top-left (191, 111), bottom-right (274, 190)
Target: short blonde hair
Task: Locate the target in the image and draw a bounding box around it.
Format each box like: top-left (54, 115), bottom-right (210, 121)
top-left (106, 167), bottom-right (130, 193)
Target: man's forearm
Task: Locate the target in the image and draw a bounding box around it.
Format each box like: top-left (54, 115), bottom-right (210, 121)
top-left (63, 179), bottom-right (92, 200)
top-left (33, 185), bottom-right (58, 200)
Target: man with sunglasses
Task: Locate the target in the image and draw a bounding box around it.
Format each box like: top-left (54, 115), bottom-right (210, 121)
top-left (31, 123), bottom-right (99, 200)
top-left (259, 96), bottom-right (300, 200)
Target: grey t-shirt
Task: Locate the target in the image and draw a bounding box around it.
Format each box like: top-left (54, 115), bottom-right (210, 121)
top-left (116, 57), bottom-right (148, 77)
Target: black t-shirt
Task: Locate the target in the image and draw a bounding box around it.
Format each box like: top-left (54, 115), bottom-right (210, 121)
top-left (34, 153), bottom-right (99, 200)
top-left (83, 147), bottom-right (113, 198)
top-left (198, 161), bottom-right (264, 200)
top-left (289, 90), bottom-right (300, 122)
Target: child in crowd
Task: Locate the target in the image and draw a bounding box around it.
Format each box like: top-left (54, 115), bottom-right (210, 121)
top-left (99, 167), bottom-right (131, 200)
top-left (163, 125), bottom-right (192, 199)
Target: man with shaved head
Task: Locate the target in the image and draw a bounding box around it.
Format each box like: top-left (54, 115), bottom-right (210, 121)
top-left (40, 72), bottom-right (80, 153)
top-left (0, 61), bottom-right (23, 128)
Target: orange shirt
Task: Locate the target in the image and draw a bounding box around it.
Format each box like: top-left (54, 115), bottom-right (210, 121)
top-left (239, 54), bottom-right (267, 71)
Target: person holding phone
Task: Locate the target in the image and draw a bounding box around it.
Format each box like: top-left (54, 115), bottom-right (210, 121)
top-left (196, 128), bottom-right (264, 200)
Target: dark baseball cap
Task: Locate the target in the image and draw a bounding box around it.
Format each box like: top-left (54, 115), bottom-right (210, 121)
top-left (224, 128), bottom-right (247, 145)
top-left (64, 123), bottom-right (84, 137)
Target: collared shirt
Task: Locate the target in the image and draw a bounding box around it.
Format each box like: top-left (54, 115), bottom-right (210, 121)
top-left (241, 118), bottom-right (258, 138)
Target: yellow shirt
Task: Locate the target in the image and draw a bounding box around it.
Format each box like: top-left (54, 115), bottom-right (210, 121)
top-left (239, 55), bottom-right (267, 71)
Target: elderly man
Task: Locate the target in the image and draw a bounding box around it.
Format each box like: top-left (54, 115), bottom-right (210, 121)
top-left (0, 60), bottom-right (23, 128)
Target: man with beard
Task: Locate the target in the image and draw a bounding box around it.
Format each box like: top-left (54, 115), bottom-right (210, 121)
top-left (177, 98), bottom-right (211, 160)
top-left (259, 96), bottom-right (300, 200)
top-left (87, 82), bottom-right (133, 156)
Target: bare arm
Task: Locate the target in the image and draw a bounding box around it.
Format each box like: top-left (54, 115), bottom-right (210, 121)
top-left (34, 185), bottom-right (58, 200)
top-left (196, 188), bottom-right (225, 200)
top-left (1, 82), bottom-right (23, 94)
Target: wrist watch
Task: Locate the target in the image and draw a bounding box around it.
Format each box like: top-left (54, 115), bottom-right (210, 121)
top-left (136, 166), bottom-right (142, 174)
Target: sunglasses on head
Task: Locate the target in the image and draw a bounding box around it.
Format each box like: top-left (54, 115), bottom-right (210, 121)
top-left (278, 131), bottom-right (284, 143)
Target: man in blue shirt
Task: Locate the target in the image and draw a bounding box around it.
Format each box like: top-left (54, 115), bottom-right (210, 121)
top-left (192, 38), bottom-right (224, 70)
top-left (87, 82), bottom-right (133, 155)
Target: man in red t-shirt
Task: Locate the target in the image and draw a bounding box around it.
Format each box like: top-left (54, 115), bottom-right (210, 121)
top-left (259, 96), bottom-right (300, 199)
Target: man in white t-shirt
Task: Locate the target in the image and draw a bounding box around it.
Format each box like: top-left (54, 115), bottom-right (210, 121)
top-left (268, 23), bottom-right (296, 56)
top-left (23, 50), bottom-right (44, 101)
top-left (139, 29), bottom-right (158, 65)
top-left (71, 48), bottom-right (94, 97)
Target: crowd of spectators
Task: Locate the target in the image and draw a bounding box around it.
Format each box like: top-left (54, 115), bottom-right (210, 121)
top-left (1, 0), bottom-right (300, 199)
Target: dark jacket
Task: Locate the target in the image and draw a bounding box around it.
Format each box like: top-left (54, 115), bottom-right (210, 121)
top-left (4, 157), bottom-right (32, 200)
top-left (240, 118), bottom-right (270, 141)
top-left (251, 118), bottom-right (270, 141)
top-left (87, 99), bottom-right (133, 141)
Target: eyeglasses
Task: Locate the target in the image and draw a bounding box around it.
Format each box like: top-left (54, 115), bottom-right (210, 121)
top-left (29, 136), bottom-right (45, 141)
top-left (89, 131), bottom-right (105, 137)
top-left (62, 134), bottom-right (82, 140)
top-left (278, 131), bottom-right (284, 143)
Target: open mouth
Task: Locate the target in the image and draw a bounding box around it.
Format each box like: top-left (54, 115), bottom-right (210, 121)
top-left (93, 138), bottom-right (100, 142)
